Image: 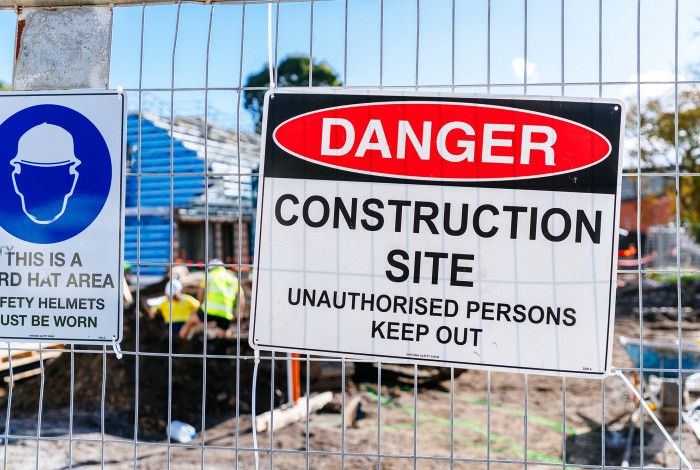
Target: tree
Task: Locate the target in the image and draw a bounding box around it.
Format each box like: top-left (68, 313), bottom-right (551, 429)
top-left (243, 56), bottom-right (341, 133)
top-left (627, 89), bottom-right (700, 239)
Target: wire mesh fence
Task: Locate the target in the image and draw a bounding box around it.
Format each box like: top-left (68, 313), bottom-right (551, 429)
top-left (0, 0), bottom-right (699, 468)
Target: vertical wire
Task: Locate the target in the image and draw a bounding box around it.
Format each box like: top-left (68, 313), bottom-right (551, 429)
top-left (523, 1), bottom-right (529, 466)
top-left (342, 1), bottom-right (350, 467)
top-left (598, 0), bottom-right (603, 98)
top-left (34, 345), bottom-right (44, 470)
top-left (562, 377), bottom-right (567, 468)
top-left (449, 368), bottom-right (455, 469)
top-left (376, 2), bottom-right (383, 463)
top-left (560, 0), bottom-right (564, 96)
top-left (486, 371), bottom-right (491, 469)
top-left (269, 351), bottom-right (275, 469)
top-left (415, 0), bottom-right (420, 89)
top-left (3, 344), bottom-right (13, 470)
top-left (305, 355), bottom-right (311, 470)
top-left (598, 1), bottom-right (607, 466)
top-left (634, 0), bottom-right (646, 465)
top-left (601, 377), bottom-right (606, 468)
top-left (523, 0), bottom-right (528, 92)
top-left (304, 0), bottom-right (314, 470)
top-left (306, 3), bottom-right (314, 469)
top-left (486, 1), bottom-right (492, 468)
top-left (68, 345), bottom-right (75, 469)
top-left (413, 0), bottom-right (420, 467)
top-left (559, 2), bottom-right (567, 467)
top-left (200, 5), bottom-right (215, 469)
top-left (451, 0), bottom-right (455, 92)
top-left (673, 0), bottom-right (683, 464)
top-left (100, 345), bottom-right (107, 470)
top-left (450, 1), bottom-right (456, 467)
top-left (266, 1), bottom-right (274, 87)
top-left (413, 364), bottom-right (418, 470)
top-left (340, 358), bottom-right (346, 470)
top-left (379, 0), bottom-right (383, 90)
top-left (132, 4), bottom-right (146, 469)
top-left (234, 1), bottom-right (247, 467)
top-left (524, 373), bottom-right (528, 469)
top-left (377, 361), bottom-right (381, 469)
top-left (486, 0), bottom-right (491, 470)
top-left (271, 4), bottom-right (280, 466)
top-left (102, 16), bottom-right (116, 470)
top-left (274, 0), bottom-right (280, 86)
top-left (309, 0), bottom-right (314, 86)
top-left (166, 4), bottom-right (183, 469)
top-left (486, 0), bottom-right (491, 94)
top-left (343, 0), bottom-right (348, 86)
top-left (2, 15), bottom-right (16, 467)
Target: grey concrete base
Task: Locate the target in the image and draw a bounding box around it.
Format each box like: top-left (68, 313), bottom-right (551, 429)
top-left (13, 7), bottom-right (112, 90)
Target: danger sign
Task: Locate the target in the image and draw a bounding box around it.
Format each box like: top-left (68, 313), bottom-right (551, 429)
top-left (250, 90), bottom-right (624, 378)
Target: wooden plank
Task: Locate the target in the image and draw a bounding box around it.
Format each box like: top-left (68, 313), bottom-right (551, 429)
top-left (255, 392), bottom-right (333, 433)
top-left (0, 343), bottom-right (65, 363)
top-left (3, 368), bottom-right (43, 383)
top-left (0, 351), bottom-right (61, 372)
top-left (0, 350), bottom-right (63, 373)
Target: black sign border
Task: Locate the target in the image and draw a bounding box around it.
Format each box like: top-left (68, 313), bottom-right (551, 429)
top-left (251, 89), bottom-right (624, 378)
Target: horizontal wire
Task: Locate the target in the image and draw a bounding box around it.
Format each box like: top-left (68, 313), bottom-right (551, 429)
top-left (0, 432), bottom-right (687, 470)
top-left (1, 346), bottom-right (696, 373)
top-left (120, 79), bottom-right (700, 92)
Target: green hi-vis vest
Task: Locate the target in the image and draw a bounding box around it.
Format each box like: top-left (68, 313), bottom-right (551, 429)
top-left (205, 267), bottom-right (238, 320)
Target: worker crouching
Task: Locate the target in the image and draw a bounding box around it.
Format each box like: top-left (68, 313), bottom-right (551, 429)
top-left (152, 279), bottom-right (200, 337)
top-left (182, 259), bottom-right (244, 339)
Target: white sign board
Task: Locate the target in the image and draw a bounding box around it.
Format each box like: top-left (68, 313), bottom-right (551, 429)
top-left (250, 90), bottom-right (624, 378)
top-left (0, 90), bottom-right (126, 345)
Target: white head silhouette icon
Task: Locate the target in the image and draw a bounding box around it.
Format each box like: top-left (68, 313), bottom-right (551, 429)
top-left (10, 123), bottom-right (82, 224)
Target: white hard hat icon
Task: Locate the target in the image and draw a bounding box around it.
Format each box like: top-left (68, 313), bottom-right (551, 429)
top-left (10, 123), bottom-right (82, 225)
top-left (11, 123), bottom-right (80, 166)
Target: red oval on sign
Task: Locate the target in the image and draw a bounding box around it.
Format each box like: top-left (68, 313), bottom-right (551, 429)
top-left (272, 101), bottom-right (612, 181)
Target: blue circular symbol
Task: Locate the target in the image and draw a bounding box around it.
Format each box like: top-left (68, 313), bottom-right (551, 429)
top-left (0, 104), bottom-right (112, 244)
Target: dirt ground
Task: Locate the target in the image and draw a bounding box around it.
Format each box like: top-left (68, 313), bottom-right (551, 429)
top-left (2, 316), bottom-right (699, 469)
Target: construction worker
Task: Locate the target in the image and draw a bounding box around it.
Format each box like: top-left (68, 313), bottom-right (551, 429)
top-left (184, 259), bottom-right (244, 338)
top-left (152, 279), bottom-right (200, 337)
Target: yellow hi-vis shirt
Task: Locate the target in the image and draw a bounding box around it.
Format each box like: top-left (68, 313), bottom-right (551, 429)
top-left (201, 267), bottom-right (238, 320)
top-left (156, 294), bottom-right (200, 323)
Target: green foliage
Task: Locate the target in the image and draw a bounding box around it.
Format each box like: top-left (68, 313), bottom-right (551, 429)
top-left (243, 56), bottom-right (341, 132)
top-left (648, 272), bottom-right (700, 285)
top-left (627, 90), bottom-right (700, 240)
top-left (0, 82), bottom-right (10, 91)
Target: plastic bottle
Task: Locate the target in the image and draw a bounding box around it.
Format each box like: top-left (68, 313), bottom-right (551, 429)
top-left (167, 420), bottom-right (196, 443)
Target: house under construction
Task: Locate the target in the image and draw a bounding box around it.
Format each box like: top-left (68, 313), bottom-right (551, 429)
top-left (124, 114), bottom-right (260, 280)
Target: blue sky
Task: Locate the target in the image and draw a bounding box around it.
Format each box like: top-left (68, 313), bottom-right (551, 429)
top-left (1, 0), bottom-right (699, 134)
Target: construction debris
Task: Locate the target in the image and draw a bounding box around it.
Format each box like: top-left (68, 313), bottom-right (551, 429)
top-left (0, 343), bottom-right (64, 384)
top-left (343, 396), bottom-right (362, 429)
top-left (0, 302), bottom-right (285, 438)
top-left (255, 392), bottom-right (333, 433)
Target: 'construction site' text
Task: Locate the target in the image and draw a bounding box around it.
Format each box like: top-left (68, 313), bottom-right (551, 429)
top-left (274, 194), bottom-right (602, 244)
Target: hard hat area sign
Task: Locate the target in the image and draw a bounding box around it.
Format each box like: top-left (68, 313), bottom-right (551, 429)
top-left (251, 90), bottom-right (624, 378)
top-left (0, 91), bottom-right (125, 344)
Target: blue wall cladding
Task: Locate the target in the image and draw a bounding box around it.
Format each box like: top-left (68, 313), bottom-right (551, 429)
top-left (125, 114), bottom-right (205, 278)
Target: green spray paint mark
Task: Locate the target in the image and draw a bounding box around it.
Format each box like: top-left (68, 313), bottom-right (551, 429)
top-left (457, 395), bottom-right (581, 437)
top-left (363, 386), bottom-right (562, 464)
